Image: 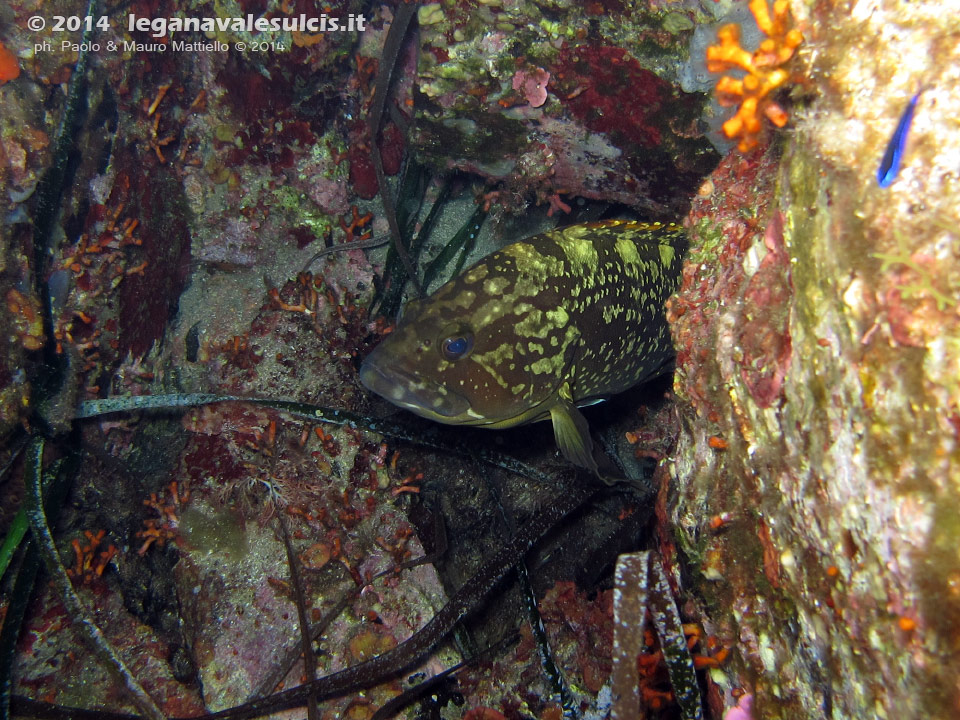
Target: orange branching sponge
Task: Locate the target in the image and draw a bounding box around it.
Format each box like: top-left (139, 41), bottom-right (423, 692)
top-left (66, 530), bottom-right (118, 585)
top-left (136, 480), bottom-right (190, 555)
top-left (707, 0), bottom-right (803, 151)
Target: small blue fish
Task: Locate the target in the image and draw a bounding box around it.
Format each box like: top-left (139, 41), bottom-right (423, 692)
top-left (876, 91), bottom-right (921, 188)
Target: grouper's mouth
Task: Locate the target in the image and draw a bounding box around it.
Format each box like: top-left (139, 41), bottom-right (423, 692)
top-left (359, 354), bottom-right (472, 421)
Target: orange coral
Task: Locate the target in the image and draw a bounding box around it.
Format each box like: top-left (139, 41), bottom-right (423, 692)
top-left (66, 530), bottom-right (118, 585)
top-left (136, 480), bottom-right (190, 555)
top-left (634, 623), bottom-right (731, 709)
top-left (339, 205), bottom-right (373, 242)
top-left (707, 0), bottom-right (803, 151)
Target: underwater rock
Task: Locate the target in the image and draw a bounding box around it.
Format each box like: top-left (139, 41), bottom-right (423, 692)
top-left (668, 0), bottom-right (960, 717)
top-left (410, 1), bottom-right (720, 216)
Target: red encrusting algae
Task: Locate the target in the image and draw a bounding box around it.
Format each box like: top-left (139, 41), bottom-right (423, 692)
top-left (553, 44), bottom-right (667, 148)
top-left (0, 41), bottom-right (19, 84)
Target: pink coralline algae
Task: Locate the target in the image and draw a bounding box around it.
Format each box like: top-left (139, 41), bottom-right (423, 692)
top-left (197, 217), bottom-right (262, 267)
top-left (512, 67), bottom-right (551, 108)
top-left (738, 209), bottom-right (793, 408)
top-left (307, 174), bottom-right (350, 216)
top-left (724, 693), bottom-right (754, 720)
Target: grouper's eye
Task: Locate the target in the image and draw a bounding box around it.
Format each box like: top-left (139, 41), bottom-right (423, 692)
top-left (441, 333), bottom-right (473, 361)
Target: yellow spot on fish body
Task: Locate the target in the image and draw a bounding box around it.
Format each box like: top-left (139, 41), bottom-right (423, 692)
top-left (545, 307), bottom-right (568, 327)
top-left (483, 277), bottom-right (510, 295)
top-left (529, 357), bottom-right (558, 375)
top-left (659, 243), bottom-right (676, 268)
top-left (602, 305), bottom-right (623, 322)
top-left (616, 237), bottom-right (641, 267)
top-left (514, 308), bottom-right (545, 336)
top-left (474, 342), bottom-right (515, 365)
top-left (561, 235), bottom-right (599, 273)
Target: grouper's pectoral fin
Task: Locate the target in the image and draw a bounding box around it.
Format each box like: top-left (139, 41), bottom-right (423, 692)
top-left (550, 382), bottom-right (613, 484)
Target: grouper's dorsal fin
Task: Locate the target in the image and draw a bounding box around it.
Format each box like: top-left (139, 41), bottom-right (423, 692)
top-left (550, 382), bottom-right (610, 482)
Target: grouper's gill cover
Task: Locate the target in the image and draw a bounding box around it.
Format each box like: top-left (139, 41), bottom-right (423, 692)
top-left (359, 220), bottom-right (686, 478)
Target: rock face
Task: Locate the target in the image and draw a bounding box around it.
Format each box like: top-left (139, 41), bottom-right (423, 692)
top-left (409, 1), bottom-right (720, 217)
top-left (668, 1), bottom-right (960, 717)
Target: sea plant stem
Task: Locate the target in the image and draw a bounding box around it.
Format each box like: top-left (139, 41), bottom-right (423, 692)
top-left (22, 437), bottom-right (166, 720)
